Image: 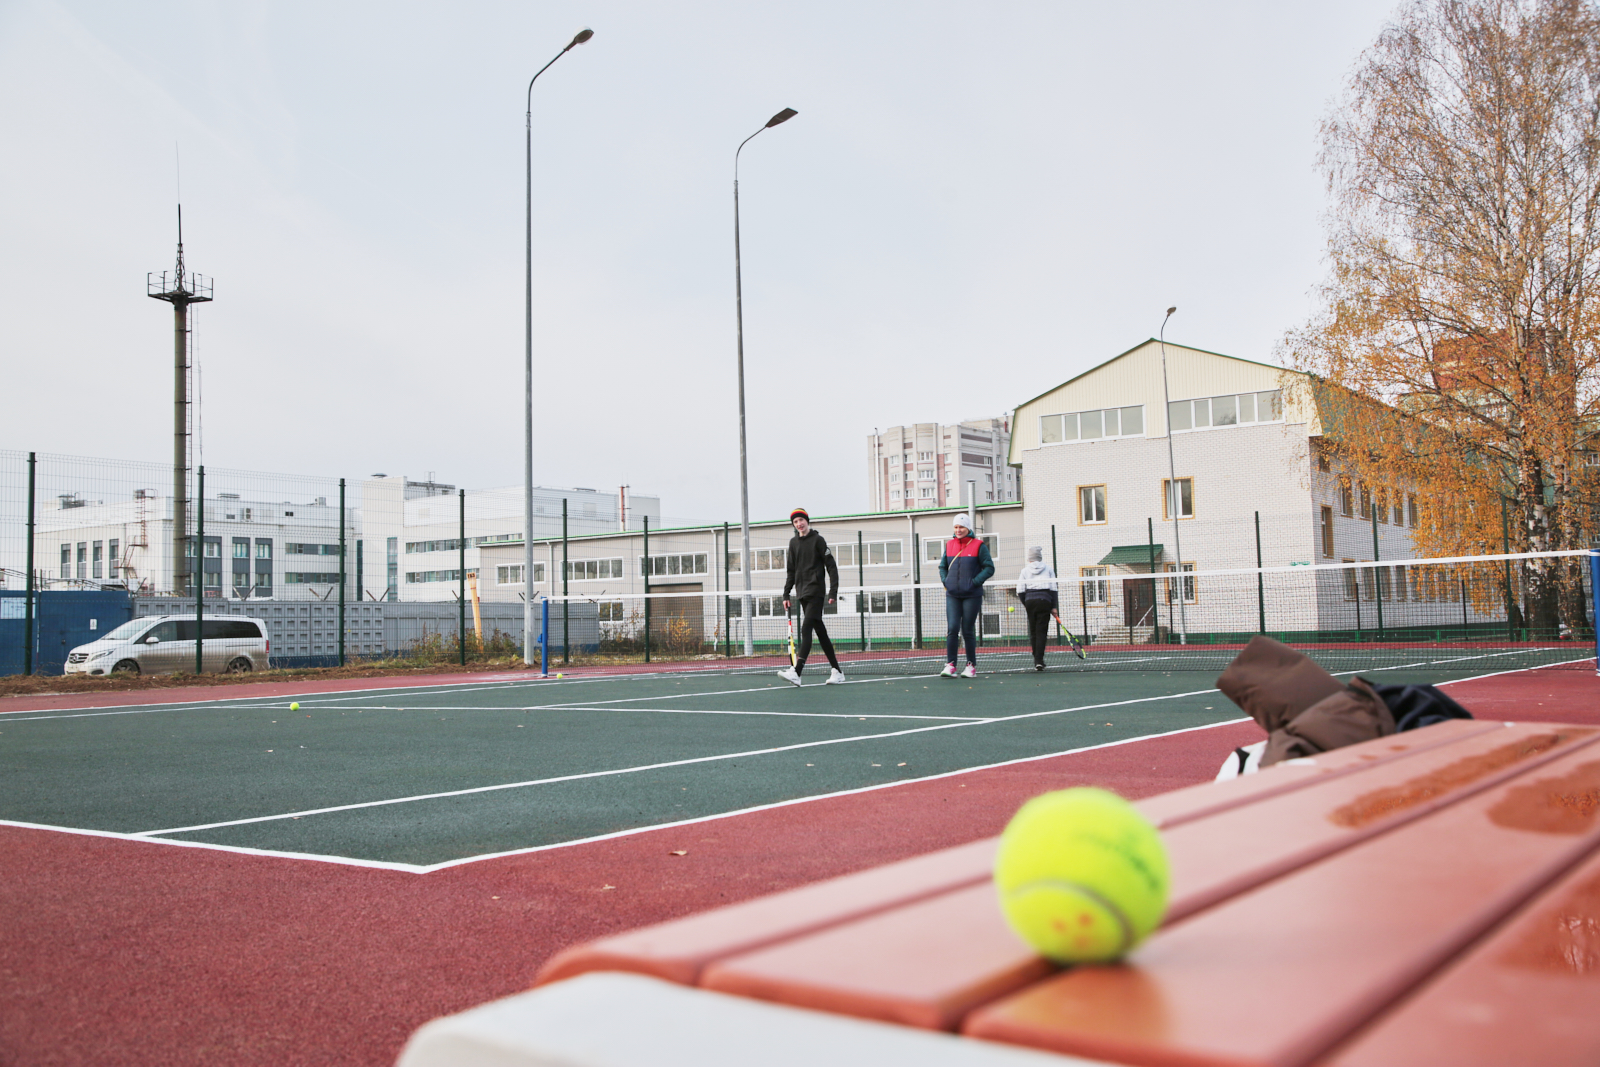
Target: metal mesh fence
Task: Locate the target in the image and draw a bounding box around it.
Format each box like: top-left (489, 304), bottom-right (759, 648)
top-left (2, 448), bottom-right (1596, 676)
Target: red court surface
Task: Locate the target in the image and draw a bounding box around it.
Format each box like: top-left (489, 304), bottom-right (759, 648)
top-left (2, 665), bottom-right (1595, 1067)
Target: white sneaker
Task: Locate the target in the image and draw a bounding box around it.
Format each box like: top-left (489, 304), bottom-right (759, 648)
top-left (961, 663), bottom-right (977, 679)
top-left (940, 663), bottom-right (957, 678)
top-left (777, 667), bottom-right (802, 686)
top-left (826, 668), bottom-right (846, 685)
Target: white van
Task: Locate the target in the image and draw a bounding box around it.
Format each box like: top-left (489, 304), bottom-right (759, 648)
top-left (64, 615), bottom-right (272, 676)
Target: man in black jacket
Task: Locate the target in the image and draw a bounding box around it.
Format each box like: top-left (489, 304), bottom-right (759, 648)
top-left (779, 508), bottom-right (844, 686)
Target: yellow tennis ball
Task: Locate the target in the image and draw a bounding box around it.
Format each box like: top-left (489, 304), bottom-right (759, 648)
top-left (994, 787), bottom-right (1168, 964)
top-left (556, 673), bottom-right (563, 679)
top-left (290, 702), bottom-right (300, 711)
top-left (1008, 605), bottom-right (1015, 612)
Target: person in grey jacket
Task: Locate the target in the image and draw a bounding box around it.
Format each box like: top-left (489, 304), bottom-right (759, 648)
top-left (939, 514), bottom-right (994, 678)
top-left (1014, 546), bottom-right (1060, 671)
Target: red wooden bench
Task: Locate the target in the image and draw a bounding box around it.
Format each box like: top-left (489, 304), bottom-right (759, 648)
top-left (526, 719), bottom-right (1600, 1066)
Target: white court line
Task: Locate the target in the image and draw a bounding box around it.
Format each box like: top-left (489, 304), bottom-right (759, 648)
top-left (15, 653), bottom-right (1591, 871)
top-left (0, 715), bottom-right (1253, 875)
top-left (290, 705), bottom-right (985, 722)
top-left (134, 685), bottom-right (1238, 837)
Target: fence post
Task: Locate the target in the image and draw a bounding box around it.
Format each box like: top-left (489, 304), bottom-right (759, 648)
top-left (195, 465), bottom-right (204, 673)
top-left (912, 532), bottom-right (922, 650)
top-left (340, 478), bottom-right (348, 666)
top-left (562, 499), bottom-right (569, 666)
top-left (857, 530), bottom-right (866, 652)
top-left (642, 516), bottom-right (650, 663)
top-left (457, 489), bottom-right (466, 666)
top-left (1255, 510), bottom-right (1266, 635)
top-left (355, 539), bottom-right (363, 604)
top-left (723, 521), bottom-right (731, 658)
top-left (24, 452), bottom-right (36, 676)
top-left (1371, 503), bottom-right (1384, 639)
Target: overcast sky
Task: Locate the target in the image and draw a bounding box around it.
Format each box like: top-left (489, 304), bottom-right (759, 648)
top-left (0, 0), bottom-right (1399, 524)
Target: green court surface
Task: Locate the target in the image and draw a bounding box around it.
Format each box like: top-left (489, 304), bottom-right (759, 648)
top-left (0, 653), bottom-right (1575, 871)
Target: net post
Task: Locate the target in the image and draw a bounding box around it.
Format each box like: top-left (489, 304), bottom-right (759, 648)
top-left (562, 499), bottom-right (569, 666)
top-left (642, 516), bottom-right (650, 664)
top-left (1371, 502), bottom-right (1384, 639)
top-left (1147, 517), bottom-right (1159, 643)
top-left (24, 452), bottom-right (35, 676)
top-left (1501, 496), bottom-right (1516, 642)
top-left (857, 530), bottom-right (866, 652)
top-left (723, 521), bottom-right (731, 658)
top-left (458, 489), bottom-right (466, 666)
top-left (195, 464), bottom-right (204, 674)
top-left (540, 596), bottom-right (549, 677)
top-left (1255, 510), bottom-right (1265, 635)
top-left (340, 478), bottom-right (348, 667)
top-left (912, 532), bottom-right (922, 651)
top-left (1590, 549), bottom-right (1599, 676)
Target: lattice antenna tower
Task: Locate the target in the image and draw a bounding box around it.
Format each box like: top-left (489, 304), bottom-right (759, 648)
top-left (148, 203), bottom-right (212, 595)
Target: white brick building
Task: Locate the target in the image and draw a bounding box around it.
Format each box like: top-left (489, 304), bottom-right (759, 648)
top-left (1009, 339), bottom-right (1505, 641)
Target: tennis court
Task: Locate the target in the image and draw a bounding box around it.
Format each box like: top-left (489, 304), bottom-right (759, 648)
top-left (3, 642), bottom-right (1587, 872)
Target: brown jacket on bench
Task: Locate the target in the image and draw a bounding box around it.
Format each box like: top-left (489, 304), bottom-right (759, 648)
top-left (1217, 636), bottom-right (1395, 767)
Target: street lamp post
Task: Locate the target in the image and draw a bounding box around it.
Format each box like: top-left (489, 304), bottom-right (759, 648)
top-left (524, 28), bottom-right (593, 667)
top-left (733, 107), bottom-right (797, 656)
top-left (1157, 307), bottom-right (1189, 644)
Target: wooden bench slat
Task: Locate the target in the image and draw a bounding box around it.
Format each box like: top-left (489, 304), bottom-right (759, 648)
top-left (1323, 842), bottom-right (1600, 1067)
top-left (700, 882), bottom-right (1050, 1031)
top-left (537, 838), bottom-right (998, 986)
top-left (962, 744), bottom-right (1600, 1067)
top-left (689, 723), bottom-right (1595, 1034)
top-left (537, 721), bottom-right (1516, 989)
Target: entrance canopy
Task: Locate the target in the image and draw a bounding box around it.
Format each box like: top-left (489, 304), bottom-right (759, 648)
top-left (1098, 544), bottom-right (1165, 567)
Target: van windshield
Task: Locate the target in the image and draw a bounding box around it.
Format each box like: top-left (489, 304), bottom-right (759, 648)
top-left (102, 619), bottom-right (150, 641)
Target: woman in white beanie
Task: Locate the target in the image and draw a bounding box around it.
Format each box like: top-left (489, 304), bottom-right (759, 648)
top-left (1014, 546), bottom-right (1060, 671)
top-left (938, 514), bottom-right (994, 678)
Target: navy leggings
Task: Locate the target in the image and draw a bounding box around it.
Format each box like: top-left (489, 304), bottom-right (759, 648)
top-left (945, 593), bottom-right (982, 665)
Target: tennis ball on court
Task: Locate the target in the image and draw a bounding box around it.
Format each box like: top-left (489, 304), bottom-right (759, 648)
top-left (556, 673), bottom-right (563, 678)
top-left (994, 787), bottom-right (1168, 964)
top-left (290, 702), bottom-right (300, 711)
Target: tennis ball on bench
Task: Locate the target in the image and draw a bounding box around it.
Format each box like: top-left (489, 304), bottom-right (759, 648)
top-left (994, 787), bottom-right (1168, 964)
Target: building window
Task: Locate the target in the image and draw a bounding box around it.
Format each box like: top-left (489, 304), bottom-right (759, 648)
top-left (1081, 566), bottom-right (1108, 605)
top-left (403, 569), bottom-right (476, 584)
top-left (733, 548), bottom-right (785, 572)
top-left (567, 557), bottom-right (626, 580)
top-left (1162, 478), bottom-right (1194, 519)
top-left (256, 540), bottom-right (272, 559)
top-left (1342, 560), bottom-right (1358, 600)
top-left (891, 490), bottom-right (901, 499)
top-left (917, 451), bottom-right (933, 460)
top-left (642, 553), bottom-right (708, 577)
top-left (854, 590), bottom-right (904, 614)
top-left (1320, 506), bottom-right (1334, 558)
top-left (1163, 562), bottom-right (1197, 604)
top-left (233, 538), bottom-right (250, 559)
top-left (60, 544), bottom-right (70, 579)
top-left (834, 540), bottom-right (903, 567)
top-left (926, 539), bottom-right (944, 563)
top-left (598, 600), bottom-right (626, 622)
top-left (1340, 482), bottom-right (1354, 517)
top-left (1168, 390), bottom-right (1283, 433)
top-left (77, 542), bottom-right (87, 579)
top-left (1079, 485), bottom-right (1107, 525)
top-left (1358, 484), bottom-right (1372, 520)
top-left (1040, 405), bottom-right (1145, 445)
top-left (289, 571), bottom-right (344, 584)
top-left (403, 539), bottom-right (463, 554)
top-left (1407, 494), bottom-right (1419, 528)
top-left (108, 539), bottom-right (119, 577)
top-left (496, 563), bottom-right (546, 585)
top-left (92, 541), bottom-right (103, 579)
top-left (1361, 563), bottom-right (1377, 601)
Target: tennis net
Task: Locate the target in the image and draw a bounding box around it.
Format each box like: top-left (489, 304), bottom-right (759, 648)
top-left (535, 549), bottom-right (1599, 675)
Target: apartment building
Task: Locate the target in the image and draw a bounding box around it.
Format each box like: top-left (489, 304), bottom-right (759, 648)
top-left (867, 418), bottom-right (1017, 512)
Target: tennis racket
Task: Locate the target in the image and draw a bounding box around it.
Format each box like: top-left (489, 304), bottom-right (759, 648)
top-left (1054, 613), bottom-right (1088, 660)
top-left (786, 609), bottom-right (797, 667)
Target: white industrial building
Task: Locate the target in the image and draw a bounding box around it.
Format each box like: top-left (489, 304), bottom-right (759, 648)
top-left (867, 418), bottom-right (1018, 512)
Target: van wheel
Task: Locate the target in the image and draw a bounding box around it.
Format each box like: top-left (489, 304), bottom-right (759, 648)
top-left (112, 660), bottom-right (140, 675)
top-left (226, 657), bottom-right (254, 674)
